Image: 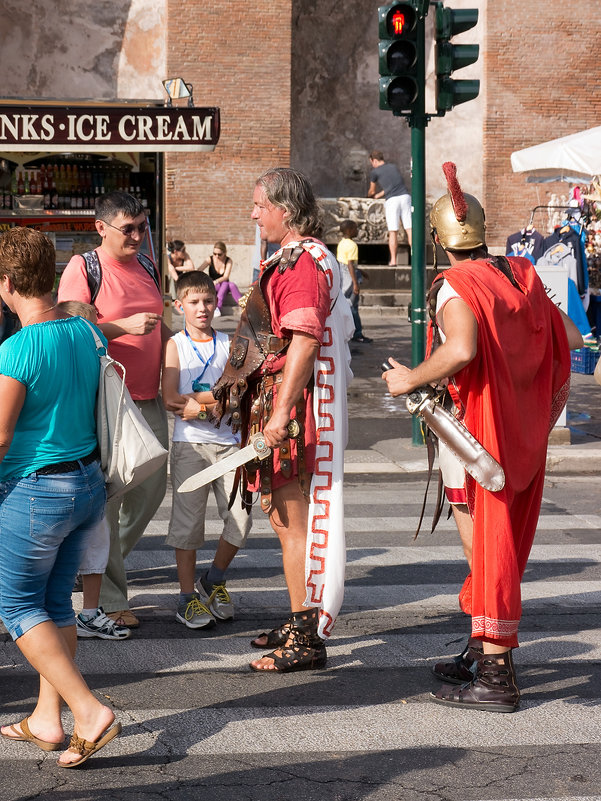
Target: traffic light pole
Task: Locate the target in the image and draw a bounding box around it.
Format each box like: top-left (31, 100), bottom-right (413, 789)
top-left (409, 12), bottom-right (427, 446)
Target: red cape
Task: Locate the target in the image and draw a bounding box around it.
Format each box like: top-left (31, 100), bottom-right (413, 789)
top-left (432, 257), bottom-right (570, 647)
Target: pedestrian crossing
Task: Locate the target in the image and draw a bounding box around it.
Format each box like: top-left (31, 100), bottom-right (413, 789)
top-left (1, 474), bottom-right (601, 800)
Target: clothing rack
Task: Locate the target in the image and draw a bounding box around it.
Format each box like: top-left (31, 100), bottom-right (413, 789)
top-left (527, 204), bottom-right (590, 229)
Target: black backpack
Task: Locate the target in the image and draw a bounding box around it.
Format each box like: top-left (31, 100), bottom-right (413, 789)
top-left (81, 249), bottom-right (160, 303)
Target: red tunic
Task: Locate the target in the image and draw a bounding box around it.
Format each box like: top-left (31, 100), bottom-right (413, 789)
top-left (248, 247), bottom-right (331, 491)
top-left (434, 257), bottom-right (570, 647)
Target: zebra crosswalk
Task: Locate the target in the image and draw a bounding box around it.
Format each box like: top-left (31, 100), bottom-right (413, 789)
top-left (1, 473), bottom-right (601, 800)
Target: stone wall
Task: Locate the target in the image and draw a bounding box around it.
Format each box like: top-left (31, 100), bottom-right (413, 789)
top-left (290, 0), bottom-right (485, 211)
top-left (164, 0), bottom-right (292, 284)
top-left (0, 0), bottom-right (165, 100)
top-left (483, 0), bottom-right (601, 247)
top-left (3, 0), bottom-right (601, 263)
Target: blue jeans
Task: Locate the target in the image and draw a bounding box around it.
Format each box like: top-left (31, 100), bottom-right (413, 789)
top-left (0, 460), bottom-right (106, 640)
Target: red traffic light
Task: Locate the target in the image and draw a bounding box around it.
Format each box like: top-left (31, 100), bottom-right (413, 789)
top-left (392, 9), bottom-right (406, 34)
top-left (379, 4), bottom-right (417, 38)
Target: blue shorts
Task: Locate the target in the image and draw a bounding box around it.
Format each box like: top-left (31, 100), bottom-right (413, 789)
top-left (0, 460), bottom-right (106, 640)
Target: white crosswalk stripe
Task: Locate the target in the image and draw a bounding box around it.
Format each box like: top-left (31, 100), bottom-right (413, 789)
top-left (1, 474), bottom-right (600, 801)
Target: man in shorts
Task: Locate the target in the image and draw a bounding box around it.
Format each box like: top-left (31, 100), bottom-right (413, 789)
top-left (368, 150), bottom-right (412, 265)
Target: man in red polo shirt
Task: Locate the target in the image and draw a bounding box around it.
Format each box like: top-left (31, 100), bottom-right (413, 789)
top-left (58, 191), bottom-right (169, 630)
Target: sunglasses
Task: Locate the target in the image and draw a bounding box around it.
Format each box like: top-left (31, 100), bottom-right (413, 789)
top-left (213, 251), bottom-right (224, 256)
top-left (101, 220), bottom-right (147, 237)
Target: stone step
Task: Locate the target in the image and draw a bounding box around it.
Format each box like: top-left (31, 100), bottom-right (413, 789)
top-left (358, 289), bottom-right (410, 310)
top-left (359, 263), bottom-right (437, 291)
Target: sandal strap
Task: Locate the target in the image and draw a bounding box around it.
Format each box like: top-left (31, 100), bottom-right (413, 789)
top-left (68, 733), bottom-right (94, 757)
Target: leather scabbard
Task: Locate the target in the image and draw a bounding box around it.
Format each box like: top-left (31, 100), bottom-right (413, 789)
top-left (406, 387), bottom-right (505, 492)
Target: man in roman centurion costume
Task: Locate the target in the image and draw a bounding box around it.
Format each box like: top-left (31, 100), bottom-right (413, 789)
top-left (212, 167), bottom-right (354, 672)
top-left (383, 162), bottom-right (581, 711)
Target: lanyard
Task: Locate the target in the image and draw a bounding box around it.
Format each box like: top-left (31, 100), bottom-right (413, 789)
top-left (185, 328), bottom-right (216, 384)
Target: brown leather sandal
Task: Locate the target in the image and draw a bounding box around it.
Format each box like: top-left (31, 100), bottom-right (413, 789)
top-left (250, 618), bottom-right (292, 649)
top-left (249, 608), bottom-right (327, 673)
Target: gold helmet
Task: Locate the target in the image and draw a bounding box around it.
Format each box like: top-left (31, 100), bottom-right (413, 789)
top-left (430, 162), bottom-right (486, 251)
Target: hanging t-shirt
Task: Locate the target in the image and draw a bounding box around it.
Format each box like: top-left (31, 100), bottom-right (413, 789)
top-left (505, 229), bottom-right (545, 263)
top-left (541, 227), bottom-right (588, 295)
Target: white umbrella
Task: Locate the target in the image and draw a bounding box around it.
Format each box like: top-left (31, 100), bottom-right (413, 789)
top-left (511, 126), bottom-right (601, 183)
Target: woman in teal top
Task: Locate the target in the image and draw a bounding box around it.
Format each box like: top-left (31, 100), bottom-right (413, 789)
top-left (0, 228), bottom-right (121, 767)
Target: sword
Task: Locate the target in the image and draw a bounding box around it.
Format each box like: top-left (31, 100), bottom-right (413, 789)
top-left (405, 386), bottom-right (505, 492)
top-left (177, 421), bottom-right (300, 493)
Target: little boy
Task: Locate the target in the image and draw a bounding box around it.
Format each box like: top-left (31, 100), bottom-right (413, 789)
top-left (337, 220), bottom-right (372, 344)
top-left (57, 300), bottom-right (131, 641)
top-left (162, 271), bottom-right (251, 629)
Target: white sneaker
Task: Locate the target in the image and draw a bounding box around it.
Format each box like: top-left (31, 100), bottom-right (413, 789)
top-left (76, 607), bottom-right (131, 640)
top-left (213, 307), bottom-right (222, 317)
top-left (196, 572), bottom-right (234, 620)
top-left (175, 593), bottom-right (216, 629)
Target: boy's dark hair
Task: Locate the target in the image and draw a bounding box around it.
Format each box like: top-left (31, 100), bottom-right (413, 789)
top-left (340, 220), bottom-right (358, 238)
top-left (369, 150), bottom-right (385, 162)
top-left (95, 190), bottom-right (144, 222)
top-left (0, 227), bottom-right (55, 297)
top-left (175, 270), bottom-right (216, 300)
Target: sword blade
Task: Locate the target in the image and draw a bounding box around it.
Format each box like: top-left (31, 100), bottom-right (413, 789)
top-left (177, 433), bottom-right (270, 493)
top-left (406, 388), bottom-right (505, 492)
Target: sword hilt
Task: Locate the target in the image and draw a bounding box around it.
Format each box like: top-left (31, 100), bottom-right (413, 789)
top-left (287, 419), bottom-right (301, 439)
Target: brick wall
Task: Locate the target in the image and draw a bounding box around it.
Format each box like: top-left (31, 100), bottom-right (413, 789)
top-left (483, 0), bottom-right (601, 247)
top-left (165, 1), bottom-right (292, 279)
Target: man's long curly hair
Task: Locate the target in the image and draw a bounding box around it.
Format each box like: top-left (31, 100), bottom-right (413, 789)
top-left (257, 167), bottom-right (323, 238)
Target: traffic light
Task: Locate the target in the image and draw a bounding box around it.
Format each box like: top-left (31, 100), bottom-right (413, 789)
top-left (434, 2), bottom-right (480, 114)
top-left (378, 3), bottom-right (422, 117)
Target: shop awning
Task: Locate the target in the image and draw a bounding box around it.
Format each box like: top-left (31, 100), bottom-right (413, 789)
top-left (0, 151), bottom-right (140, 168)
top-left (0, 103), bottom-right (220, 155)
top-left (511, 126), bottom-right (601, 183)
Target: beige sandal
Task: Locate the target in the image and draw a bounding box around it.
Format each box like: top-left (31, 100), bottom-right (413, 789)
top-left (1, 717), bottom-right (64, 752)
top-left (58, 722), bottom-right (122, 768)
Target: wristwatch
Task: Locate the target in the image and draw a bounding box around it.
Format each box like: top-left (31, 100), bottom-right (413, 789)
top-left (197, 404), bottom-right (208, 421)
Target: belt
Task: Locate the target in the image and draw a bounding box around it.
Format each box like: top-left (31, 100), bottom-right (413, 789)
top-left (36, 449), bottom-right (100, 476)
top-left (256, 333), bottom-right (289, 354)
top-left (260, 373), bottom-right (284, 390)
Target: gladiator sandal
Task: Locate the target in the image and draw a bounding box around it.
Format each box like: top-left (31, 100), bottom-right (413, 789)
top-left (431, 649), bottom-right (520, 713)
top-left (250, 618), bottom-right (293, 649)
top-left (432, 640), bottom-right (483, 684)
top-left (249, 607), bottom-right (327, 673)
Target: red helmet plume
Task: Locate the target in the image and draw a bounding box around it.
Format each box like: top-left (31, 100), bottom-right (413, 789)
top-left (442, 162), bottom-right (468, 222)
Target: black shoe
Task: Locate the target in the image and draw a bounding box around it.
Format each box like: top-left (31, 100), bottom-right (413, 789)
top-left (430, 650), bottom-right (520, 713)
top-left (351, 335), bottom-right (373, 343)
top-left (432, 641), bottom-right (483, 684)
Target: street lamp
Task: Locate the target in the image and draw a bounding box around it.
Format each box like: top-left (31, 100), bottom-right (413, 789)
top-left (162, 77), bottom-right (194, 107)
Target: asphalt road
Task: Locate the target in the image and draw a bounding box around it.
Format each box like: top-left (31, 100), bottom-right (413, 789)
top-left (1, 312), bottom-right (600, 801)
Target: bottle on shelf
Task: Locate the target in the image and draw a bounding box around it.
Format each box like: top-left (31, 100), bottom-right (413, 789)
top-left (24, 171), bottom-right (30, 194)
top-left (41, 165), bottom-right (50, 210)
top-left (29, 170), bottom-right (38, 195)
top-left (17, 170), bottom-right (24, 195)
top-left (10, 171), bottom-right (17, 209)
top-left (58, 164), bottom-right (66, 209)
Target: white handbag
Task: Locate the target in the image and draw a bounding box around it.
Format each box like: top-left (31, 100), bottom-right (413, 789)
top-left (85, 322), bottom-right (168, 499)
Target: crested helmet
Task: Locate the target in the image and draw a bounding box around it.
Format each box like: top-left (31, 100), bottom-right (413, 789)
top-left (430, 162), bottom-right (486, 251)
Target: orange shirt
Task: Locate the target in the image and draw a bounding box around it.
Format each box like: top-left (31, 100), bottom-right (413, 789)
top-left (58, 250), bottom-right (163, 400)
